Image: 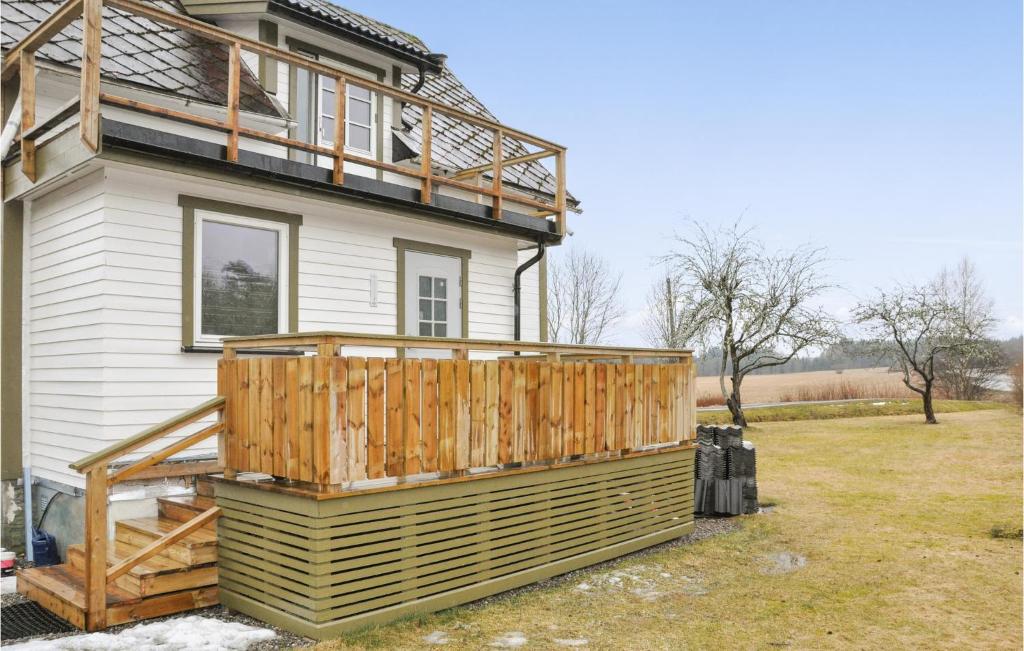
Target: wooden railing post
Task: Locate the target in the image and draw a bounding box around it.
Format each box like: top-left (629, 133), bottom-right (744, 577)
top-left (19, 50), bottom-right (36, 181)
top-left (79, 0), bottom-right (101, 152)
top-left (225, 42), bottom-right (241, 163)
top-left (83, 464), bottom-right (107, 631)
top-left (420, 105), bottom-right (432, 203)
top-left (332, 76), bottom-right (345, 185)
top-left (555, 148), bottom-right (566, 236)
top-left (492, 128), bottom-right (503, 219)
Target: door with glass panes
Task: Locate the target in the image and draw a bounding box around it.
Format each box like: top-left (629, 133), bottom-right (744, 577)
top-left (405, 251), bottom-right (462, 356)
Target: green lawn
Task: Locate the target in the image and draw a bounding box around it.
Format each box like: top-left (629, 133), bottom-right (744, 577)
top-left (698, 398), bottom-right (1005, 425)
top-left (315, 407), bottom-right (1022, 650)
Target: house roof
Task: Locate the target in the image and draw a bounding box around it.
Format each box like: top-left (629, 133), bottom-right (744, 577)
top-left (0, 0), bottom-right (282, 117)
top-left (1, 0), bottom-right (576, 208)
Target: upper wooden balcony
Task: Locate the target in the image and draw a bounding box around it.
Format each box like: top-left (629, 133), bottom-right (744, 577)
top-left (1, 0), bottom-right (568, 234)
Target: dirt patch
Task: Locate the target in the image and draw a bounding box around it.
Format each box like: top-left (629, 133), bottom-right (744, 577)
top-left (763, 552), bottom-right (807, 575)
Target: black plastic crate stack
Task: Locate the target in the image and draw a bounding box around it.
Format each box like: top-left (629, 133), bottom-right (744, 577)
top-left (694, 425), bottom-right (758, 515)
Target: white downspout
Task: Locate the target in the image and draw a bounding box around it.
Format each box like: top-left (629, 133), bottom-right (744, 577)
top-left (0, 91), bottom-right (22, 160)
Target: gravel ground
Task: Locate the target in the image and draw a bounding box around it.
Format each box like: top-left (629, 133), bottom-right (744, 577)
top-left (1, 517), bottom-right (739, 649)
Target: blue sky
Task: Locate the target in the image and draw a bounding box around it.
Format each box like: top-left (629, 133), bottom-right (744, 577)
top-left (347, 0), bottom-right (1023, 344)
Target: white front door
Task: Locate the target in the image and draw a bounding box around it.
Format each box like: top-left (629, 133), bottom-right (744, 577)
top-left (405, 251), bottom-right (462, 356)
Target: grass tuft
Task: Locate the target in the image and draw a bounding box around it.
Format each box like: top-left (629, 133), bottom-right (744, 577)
top-left (990, 524), bottom-right (1024, 540)
top-left (698, 399), bottom-right (1006, 425)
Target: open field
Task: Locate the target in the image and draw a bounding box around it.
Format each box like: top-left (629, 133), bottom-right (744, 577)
top-left (698, 398), bottom-right (1005, 424)
top-left (695, 367), bottom-right (916, 406)
top-left (315, 407), bottom-right (1022, 650)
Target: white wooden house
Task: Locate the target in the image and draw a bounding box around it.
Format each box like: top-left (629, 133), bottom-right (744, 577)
top-left (0, 0), bottom-right (576, 556)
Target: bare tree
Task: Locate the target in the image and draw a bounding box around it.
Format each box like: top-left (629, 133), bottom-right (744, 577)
top-left (854, 267), bottom-right (995, 424)
top-left (642, 271), bottom-right (693, 348)
top-left (662, 221), bottom-right (840, 426)
top-left (933, 258), bottom-right (1001, 400)
top-left (547, 249), bottom-right (624, 344)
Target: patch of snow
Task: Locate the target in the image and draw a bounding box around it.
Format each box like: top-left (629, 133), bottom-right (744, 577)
top-left (2, 575), bottom-right (18, 594)
top-left (423, 630), bottom-right (450, 645)
top-left (553, 639), bottom-right (589, 647)
top-left (5, 615), bottom-right (275, 651)
top-left (631, 587), bottom-right (662, 601)
top-left (763, 551), bottom-right (807, 575)
top-left (659, 572), bottom-right (671, 578)
top-left (575, 582), bottom-right (592, 591)
top-left (872, 401), bottom-right (886, 406)
top-left (489, 632), bottom-right (528, 648)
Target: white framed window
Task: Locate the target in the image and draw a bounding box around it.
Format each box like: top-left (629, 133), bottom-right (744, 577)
top-left (193, 210), bottom-right (290, 344)
top-left (318, 76), bottom-right (375, 155)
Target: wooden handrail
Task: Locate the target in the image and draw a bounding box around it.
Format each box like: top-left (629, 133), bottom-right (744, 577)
top-left (106, 506), bottom-right (221, 583)
top-left (221, 331), bottom-right (693, 359)
top-left (108, 422), bottom-right (224, 484)
top-left (70, 396), bottom-right (225, 473)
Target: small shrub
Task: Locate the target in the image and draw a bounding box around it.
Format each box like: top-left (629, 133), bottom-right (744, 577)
top-left (1010, 362), bottom-right (1023, 409)
top-left (989, 524), bottom-right (1023, 540)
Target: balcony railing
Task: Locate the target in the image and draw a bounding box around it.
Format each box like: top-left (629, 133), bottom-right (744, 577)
top-left (1, 0), bottom-right (568, 234)
top-left (218, 332), bottom-right (697, 486)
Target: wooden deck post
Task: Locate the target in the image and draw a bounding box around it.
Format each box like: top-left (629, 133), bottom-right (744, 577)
top-left (79, 0), bottom-right (101, 152)
top-left (83, 464), bottom-right (107, 631)
top-left (420, 105), bottom-right (432, 203)
top-left (225, 42), bottom-right (241, 163)
top-left (555, 148), bottom-right (566, 236)
top-left (19, 50), bottom-right (36, 182)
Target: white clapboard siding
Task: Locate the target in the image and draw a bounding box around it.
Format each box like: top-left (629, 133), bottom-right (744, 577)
top-left (25, 162), bottom-right (542, 489)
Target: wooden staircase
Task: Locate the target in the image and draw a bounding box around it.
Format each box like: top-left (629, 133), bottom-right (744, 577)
top-left (17, 488), bottom-right (221, 630)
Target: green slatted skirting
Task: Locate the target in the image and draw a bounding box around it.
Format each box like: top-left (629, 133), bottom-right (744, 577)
top-left (215, 447), bottom-right (695, 639)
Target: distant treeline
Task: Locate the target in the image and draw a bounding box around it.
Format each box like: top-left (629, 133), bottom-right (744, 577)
top-left (695, 336), bottom-right (1022, 377)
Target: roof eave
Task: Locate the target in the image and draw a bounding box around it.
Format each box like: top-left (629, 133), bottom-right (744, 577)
top-left (267, 0), bottom-right (443, 74)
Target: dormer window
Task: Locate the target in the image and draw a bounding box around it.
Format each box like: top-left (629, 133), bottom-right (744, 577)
top-left (289, 43), bottom-right (380, 165)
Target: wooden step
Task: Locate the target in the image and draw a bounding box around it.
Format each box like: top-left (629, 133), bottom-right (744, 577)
top-left (158, 495), bottom-right (216, 527)
top-left (115, 517), bottom-right (218, 566)
top-left (18, 563), bottom-right (219, 630)
top-left (16, 564), bottom-right (139, 630)
top-left (67, 541), bottom-right (217, 597)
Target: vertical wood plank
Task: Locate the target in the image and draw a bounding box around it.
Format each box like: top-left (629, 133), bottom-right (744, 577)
top-left (403, 359), bottom-right (422, 475)
top-left (584, 363), bottom-right (596, 454)
top-left (384, 358), bottom-right (403, 477)
top-left (368, 358), bottom-right (388, 478)
top-left (526, 362), bottom-right (539, 460)
top-left (561, 362), bottom-right (574, 456)
top-left (79, 0), bottom-right (102, 153)
top-left (285, 358), bottom-right (299, 479)
top-left (594, 364), bottom-right (606, 453)
top-left (329, 358), bottom-right (347, 484)
top-left (604, 363), bottom-right (617, 452)
top-left (297, 357), bottom-right (314, 482)
top-left (420, 105), bottom-right (433, 202)
top-left (550, 363), bottom-right (563, 459)
top-left (484, 361), bottom-right (500, 466)
top-left (226, 42), bottom-right (241, 162)
top-left (421, 359), bottom-right (439, 472)
top-left (498, 360), bottom-right (513, 464)
top-left (347, 357), bottom-right (367, 481)
top-left (492, 127), bottom-right (503, 219)
top-left (247, 359), bottom-right (261, 470)
top-left (83, 465), bottom-right (107, 631)
top-left (313, 357), bottom-right (331, 484)
top-left (657, 365), bottom-right (669, 443)
top-left (437, 360), bottom-right (455, 472)
top-left (271, 358), bottom-right (286, 477)
top-left (689, 359), bottom-right (698, 441)
top-left (632, 364), bottom-right (644, 448)
top-left (647, 365), bottom-right (658, 446)
top-left (537, 362), bottom-right (551, 461)
top-left (219, 360), bottom-right (233, 472)
top-left (512, 361), bottom-right (527, 462)
top-left (573, 363), bottom-right (585, 455)
top-left (259, 357), bottom-right (274, 474)
top-left (622, 364), bottom-right (635, 450)
top-left (469, 361), bottom-right (486, 467)
top-left (614, 365), bottom-right (627, 450)
top-left (455, 359), bottom-right (471, 470)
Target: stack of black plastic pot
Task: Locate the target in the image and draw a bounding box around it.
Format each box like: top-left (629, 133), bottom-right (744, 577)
top-left (694, 425), bottom-right (758, 515)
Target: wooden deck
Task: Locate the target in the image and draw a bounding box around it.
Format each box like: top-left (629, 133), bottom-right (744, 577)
top-left (17, 333), bottom-right (697, 633)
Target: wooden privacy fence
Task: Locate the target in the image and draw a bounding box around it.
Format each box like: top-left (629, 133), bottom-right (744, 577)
top-left (218, 333), bottom-right (696, 486)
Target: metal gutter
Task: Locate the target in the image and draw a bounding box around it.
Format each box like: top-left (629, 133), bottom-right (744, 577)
top-left (514, 243), bottom-right (546, 346)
